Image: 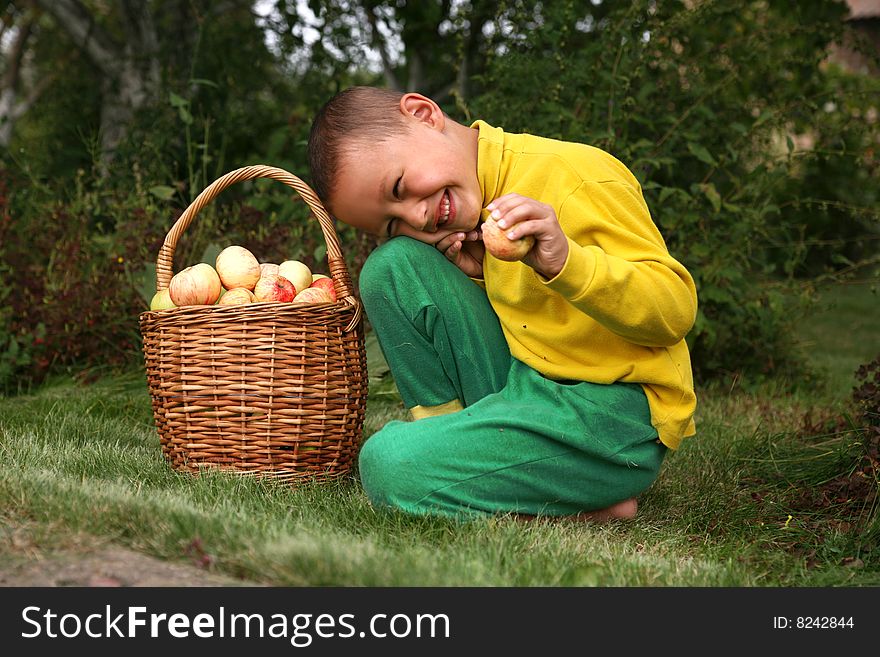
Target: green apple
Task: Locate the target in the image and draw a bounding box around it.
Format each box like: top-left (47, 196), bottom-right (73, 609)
top-left (150, 288), bottom-right (177, 311)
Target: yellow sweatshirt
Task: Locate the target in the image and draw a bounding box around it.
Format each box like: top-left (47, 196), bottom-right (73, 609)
top-left (473, 120), bottom-right (697, 449)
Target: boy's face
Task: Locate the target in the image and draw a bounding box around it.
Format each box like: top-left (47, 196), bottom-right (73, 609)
top-left (329, 99), bottom-right (483, 246)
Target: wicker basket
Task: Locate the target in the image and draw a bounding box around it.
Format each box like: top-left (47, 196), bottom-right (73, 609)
top-left (139, 165), bottom-right (368, 483)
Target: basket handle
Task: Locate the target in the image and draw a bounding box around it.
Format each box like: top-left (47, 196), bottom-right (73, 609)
top-left (155, 164), bottom-right (362, 331)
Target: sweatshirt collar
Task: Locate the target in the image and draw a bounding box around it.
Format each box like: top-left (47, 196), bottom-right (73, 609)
top-left (471, 119), bottom-right (506, 206)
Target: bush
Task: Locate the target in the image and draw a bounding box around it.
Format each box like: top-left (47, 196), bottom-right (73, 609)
top-left (0, 167), bottom-right (159, 393)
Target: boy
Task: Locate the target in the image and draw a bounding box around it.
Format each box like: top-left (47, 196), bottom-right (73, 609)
top-left (308, 86), bottom-right (697, 521)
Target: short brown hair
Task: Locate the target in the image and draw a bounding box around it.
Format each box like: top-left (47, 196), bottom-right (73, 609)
top-left (308, 86), bottom-right (407, 214)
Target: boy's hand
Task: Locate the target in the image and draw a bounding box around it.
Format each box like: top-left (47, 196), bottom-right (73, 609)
top-left (486, 193), bottom-right (569, 279)
top-left (435, 230), bottom-right (485, 278)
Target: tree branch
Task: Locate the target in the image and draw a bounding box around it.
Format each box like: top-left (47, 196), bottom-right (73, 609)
top-left (363, 3), bottom-right (401, 90)
top-left (35, 0), bottom-right (121, 77)
top-left (2, 9), bottom-right (35, 90)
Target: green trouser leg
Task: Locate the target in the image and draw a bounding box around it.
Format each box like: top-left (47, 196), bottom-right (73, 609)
top-left (358, 237), bottom-right (666, 519)
top-left (359, 236), bottom-right (512, 411)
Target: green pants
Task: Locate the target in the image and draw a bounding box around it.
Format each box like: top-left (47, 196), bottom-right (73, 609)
top-left (358, 237), bottom-right (666, 519)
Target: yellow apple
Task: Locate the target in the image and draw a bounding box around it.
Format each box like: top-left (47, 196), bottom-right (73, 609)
top-left (481, 216), bottom-right (535, 262)
top-left (215, 245), bottom-right (261, 291)
top-left (218, 287), bottom-right (256, 305)
top-left (278, 260), bottom-right (312, 294)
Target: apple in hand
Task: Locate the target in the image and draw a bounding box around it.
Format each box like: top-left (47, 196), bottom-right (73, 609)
top-left (215, 245), bottom-right (261, 290)
top-left (308, 276), bottom-right (337, 301)
top-left (218, 287), bottom-right (256, 305)
top-left (293, 287), bottom-right (333, 304)
top-left (278, 260), bottom-right (313, 294)
top-left (149, 288), bottom-right (177, 311)
top-left (169, 263), bottom-right (223, 306)
top-left (481, 217), bottom-right (535, 262)
top-left (253, 274), bottom-right (296, 302)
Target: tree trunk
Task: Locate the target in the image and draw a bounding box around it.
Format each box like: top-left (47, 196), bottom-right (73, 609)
top-left (0, 4), bottom-right (36, 148)
top-left (35, 0), bottom-right (161, 165)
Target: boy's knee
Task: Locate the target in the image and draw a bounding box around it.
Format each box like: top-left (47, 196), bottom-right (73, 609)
top-left (360, 237), bottom-right (442, 318)
top-left (358, 425), bottom-right (399, 506)
top-left (357, 423), bottom-right (418, 511)
top-left (360, 238), bottom-right (438, 290)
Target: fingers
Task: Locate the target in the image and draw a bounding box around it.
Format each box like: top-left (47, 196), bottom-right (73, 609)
top-left (434, 232), bottom-right (462, 253)
top-left (436, 230), bottom-right (482, 257)
top-left (435, 235), bottom-right (466, 271)
top-left (485, 194), bottom-right (553, 232)
top-left (433, 232), bottom-right (485, 278)
top-left (445, 239), bottom-right (462, 262)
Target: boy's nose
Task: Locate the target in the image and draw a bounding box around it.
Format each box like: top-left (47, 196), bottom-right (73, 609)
top-left (403, 199), bottom-right (431, 232)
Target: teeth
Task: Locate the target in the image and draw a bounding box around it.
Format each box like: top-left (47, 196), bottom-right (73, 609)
top-left (440, 192), bottom-right (450, 224)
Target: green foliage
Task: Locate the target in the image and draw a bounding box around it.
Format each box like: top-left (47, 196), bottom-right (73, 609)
top-left (0, 166), bottom-right (161, 393)
top-left (466, 0), bottom-right (876, 384)
top-left (769, 66), bottom-right (880, 277)
top-left (2, 0), bottom-right (878, 390)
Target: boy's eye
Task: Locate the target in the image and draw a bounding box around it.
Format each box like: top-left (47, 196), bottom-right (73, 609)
top-left (392, 177), bottom-right (402, 199)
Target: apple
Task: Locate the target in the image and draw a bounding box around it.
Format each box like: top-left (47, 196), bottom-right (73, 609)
top-left (169, 262), bottom-right (223, 306)
top-left (308, 276), bottom-right (337, 301)
top-left (293, 287), bottom-right (333, 304)
top-left (260, 262), bottom-right (280, 278)
top-left (218, 287), bottom-right (256, 305)
top-left (253, 274), bottom-right (296, 302)
top-left (215, 245), bottom-right (261, 291)
top-left (311, 273), bottom-right (329, 282)
top-left (149, 288), bottom-right (176, 311)
top-left (481, 216), bottom-right (535, 262)
top-left (278, 260), bottom-right (313, 294)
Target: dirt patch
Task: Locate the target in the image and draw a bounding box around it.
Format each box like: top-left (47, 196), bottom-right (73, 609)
top-left (0, 545), bottom-right (259, 587)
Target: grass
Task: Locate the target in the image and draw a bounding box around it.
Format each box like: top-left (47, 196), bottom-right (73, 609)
top-left (0, 280), bottom-right (878, 587)
top-left (792, 278), bottom-right (879, 398)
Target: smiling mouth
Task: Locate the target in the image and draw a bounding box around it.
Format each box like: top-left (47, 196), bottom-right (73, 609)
top-left (437, 190), bottom-right (452, 229)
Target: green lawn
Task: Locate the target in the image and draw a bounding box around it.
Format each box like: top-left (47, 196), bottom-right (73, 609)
top-left (793, 279), bottom-right (879, 397)
top-left (0, 280), bottom-right (877, 587)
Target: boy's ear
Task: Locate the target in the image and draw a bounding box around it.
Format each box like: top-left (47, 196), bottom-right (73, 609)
top-left (400, 93), bottom-right (445, 130)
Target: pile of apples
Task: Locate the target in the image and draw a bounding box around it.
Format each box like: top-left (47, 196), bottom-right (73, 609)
top-left (149, 245), bottom-right (337, 311)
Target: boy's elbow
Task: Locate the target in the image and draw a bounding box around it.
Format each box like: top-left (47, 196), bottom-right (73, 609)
top-left (654, 274), bottom-right (698, 345)
top-left (645, 294), bottom-right (697, 346)
top-left (665, 299), bottom-right (697, 345)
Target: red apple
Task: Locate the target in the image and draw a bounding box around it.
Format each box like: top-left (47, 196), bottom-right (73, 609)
top-left (481, 216), bottom-right (535, 262)
top-left (293, 287), bottom-right (333, 304)
top-left (253, 274), bottom-right (296, 302)
top-left (308, 276), bottom-right (337, 301)
top-left (260, 262), bottom-right (280, 278)
top-left (217, 287), bottom-right (256, 305)
top-left (215, 245), bottom-right (261, 291)
top-left (169, 263), bottom-right (223, 306)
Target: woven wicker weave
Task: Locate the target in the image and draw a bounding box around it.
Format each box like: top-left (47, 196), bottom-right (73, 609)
top-left (139, 165), bottom-right (368, 482)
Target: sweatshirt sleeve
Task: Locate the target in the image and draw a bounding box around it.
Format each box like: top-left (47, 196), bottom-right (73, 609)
top-left (541, 180), bottom-right (698, 347)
